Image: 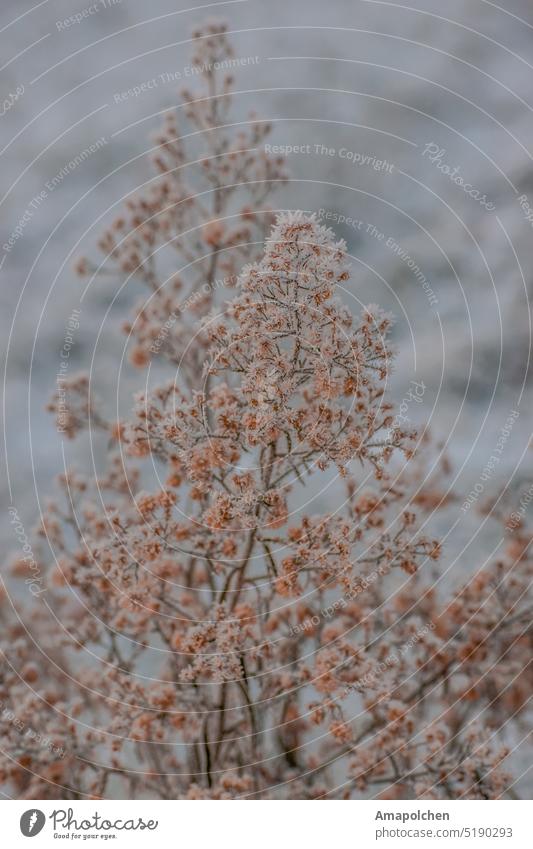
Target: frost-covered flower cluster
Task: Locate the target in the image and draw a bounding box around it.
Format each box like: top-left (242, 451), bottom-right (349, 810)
top-left (2, 23), bottom-right (530, 801)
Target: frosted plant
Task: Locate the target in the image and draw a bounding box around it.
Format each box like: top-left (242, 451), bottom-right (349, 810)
top-left (75, 21), bottom-right (287, 383)
top-left (2, 23), bottom-right (529, 801)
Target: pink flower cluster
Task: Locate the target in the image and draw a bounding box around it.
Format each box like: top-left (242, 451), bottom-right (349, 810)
top-left (2, 22), bottom-right (530, 801)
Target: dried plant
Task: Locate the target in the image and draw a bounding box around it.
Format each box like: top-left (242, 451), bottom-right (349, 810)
top-left (2, 22), bottom-right (530, 801)
top-left (75, 21), bottom-right (287, 382)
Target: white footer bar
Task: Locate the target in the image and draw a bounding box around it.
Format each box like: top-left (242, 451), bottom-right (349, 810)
top-left (4, 799), bottom-right (531, 848)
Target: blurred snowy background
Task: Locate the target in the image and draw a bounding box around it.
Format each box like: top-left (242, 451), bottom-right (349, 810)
top-left (1, 0), bottom-right (533, 787)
